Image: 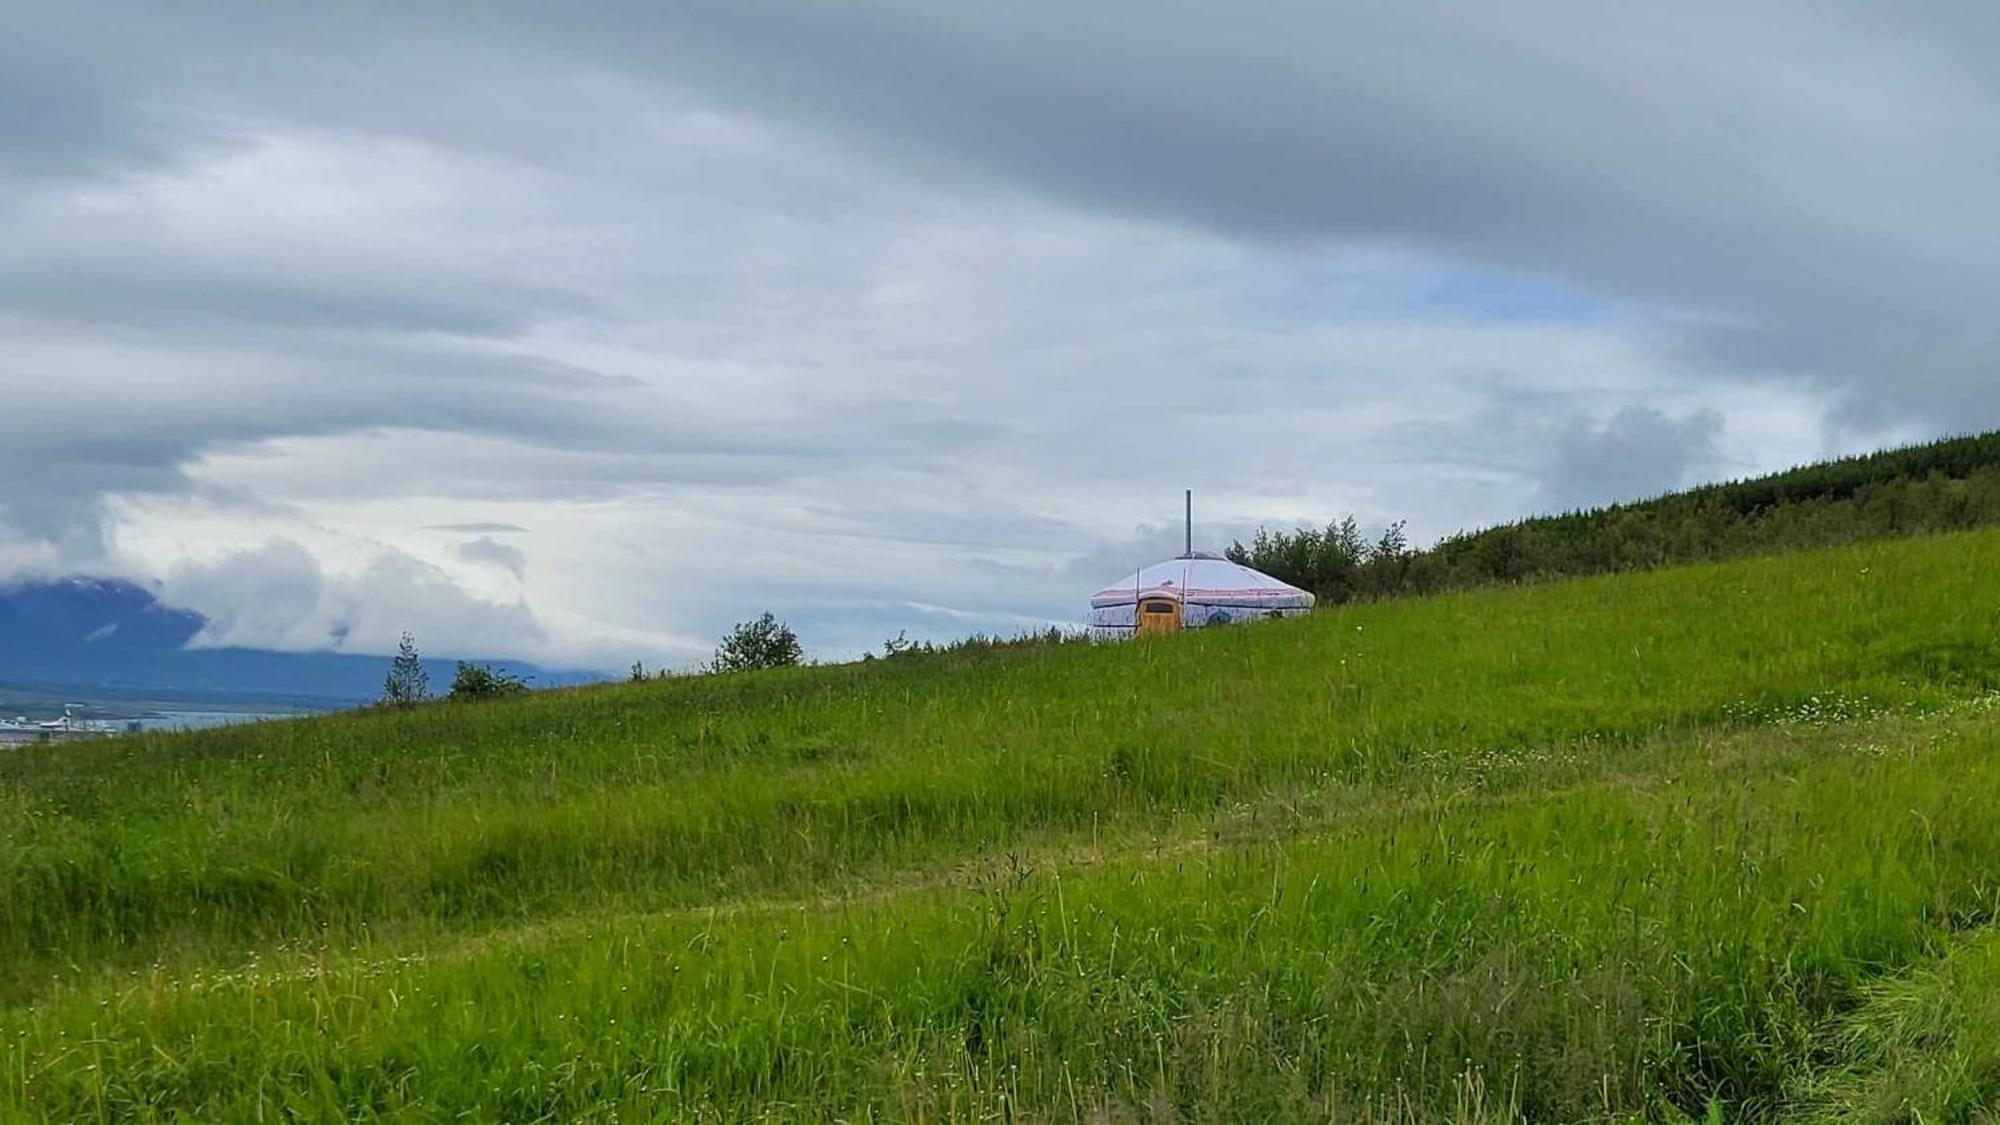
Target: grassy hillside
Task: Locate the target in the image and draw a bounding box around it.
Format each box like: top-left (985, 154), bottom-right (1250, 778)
top-left (1232, 429), bottom-right (2000, 602)
top-left (6, 529), bottom-right (2000, 1120)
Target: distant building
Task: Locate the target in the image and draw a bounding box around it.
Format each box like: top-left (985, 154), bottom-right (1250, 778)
top-left (1089, 551), bottom-right (1314, 636)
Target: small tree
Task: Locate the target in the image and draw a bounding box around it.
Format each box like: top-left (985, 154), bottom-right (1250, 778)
top-left (381, 632), bottom-right (429, 707)
top-left (1370, 519), bottom-right (1408, 562)
top-left (630, 660), bottom-right (648, 683)
top-left (448, 662), bottom-right (529, 700)
top-left (711, 612), bottom-right (803, 673)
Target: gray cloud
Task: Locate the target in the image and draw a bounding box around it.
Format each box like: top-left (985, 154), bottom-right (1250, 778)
top-left (428, 523), bottom-right (528, 534)
top-left (1541, 407), bottom-right (1724, 514)
top-left (0, 2), bottom-right (1988, 664)
top-left (7, 7), bottom-right (1995, 409)
top-left (457, 536), bottom-right (526, 578)
top-left (576, 2), bottom-right (2000, 428)
top-left (0, 37), bottom-right (202, 179)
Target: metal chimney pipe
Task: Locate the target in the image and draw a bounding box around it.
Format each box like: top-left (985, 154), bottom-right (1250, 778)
top-left (1185, 489), bottom-right (1192, 557)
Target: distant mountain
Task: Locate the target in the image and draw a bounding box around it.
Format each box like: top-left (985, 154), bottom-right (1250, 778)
top-left (0, 578), bottom-right (596, 708)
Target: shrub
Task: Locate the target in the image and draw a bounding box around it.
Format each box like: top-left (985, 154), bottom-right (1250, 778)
top-left (447, 662), bottom-right (530, 700)
top-left (711, 612), bottom-right (803, 673)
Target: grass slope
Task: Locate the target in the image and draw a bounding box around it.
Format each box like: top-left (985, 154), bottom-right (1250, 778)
top-left (1233, 428), bottom-right (2000, 602)
top-left (6, 529), bottom-right (2000, 1120)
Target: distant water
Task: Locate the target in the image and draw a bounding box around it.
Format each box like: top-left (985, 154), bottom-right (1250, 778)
top-left (131, 710), bottom-right (299, 733)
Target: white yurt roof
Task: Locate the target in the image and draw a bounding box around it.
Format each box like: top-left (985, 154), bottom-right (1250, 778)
top-left (1090, 552), bottom-right (1315, 609)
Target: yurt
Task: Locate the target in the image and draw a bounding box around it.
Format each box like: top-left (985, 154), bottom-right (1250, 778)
top-left (1089, 551), bottom-right (1315, 636)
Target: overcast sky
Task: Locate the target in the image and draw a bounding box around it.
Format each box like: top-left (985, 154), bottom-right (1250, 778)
top-left (3, 3), bottom-right (1994, 669)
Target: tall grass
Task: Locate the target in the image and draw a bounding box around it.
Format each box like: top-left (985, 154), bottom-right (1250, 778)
top-left (6, 530), bottom-right (2000, 1119)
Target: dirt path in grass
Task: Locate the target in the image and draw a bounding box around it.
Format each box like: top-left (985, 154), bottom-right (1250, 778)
top-left (81, 700), bottom-right (2000, 999)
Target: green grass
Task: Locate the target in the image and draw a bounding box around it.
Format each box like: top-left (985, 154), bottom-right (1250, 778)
top-left (1786, 928), bottom-right (2000, 1120)
top-left (7, 530), bottom-right (2000, 1120)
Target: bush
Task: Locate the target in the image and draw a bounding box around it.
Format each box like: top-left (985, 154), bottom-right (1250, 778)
top-left (447, 662), bottom-right (530, 700)
top-left (711, 612), bottom-right (803, 673)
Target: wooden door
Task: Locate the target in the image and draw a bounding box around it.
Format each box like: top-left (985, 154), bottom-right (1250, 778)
top-left (1136, 597), bottom-right (1182, 636)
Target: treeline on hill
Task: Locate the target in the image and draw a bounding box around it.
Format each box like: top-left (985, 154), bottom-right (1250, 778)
top-left (1230, 429), bottom-right (2000, 604)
